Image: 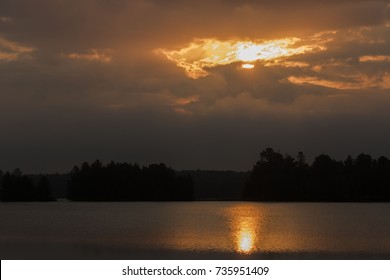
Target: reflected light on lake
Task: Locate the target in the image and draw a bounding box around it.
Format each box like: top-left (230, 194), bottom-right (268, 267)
top-left (227, 205), bottom-right (261, 254)
top-left (3, 202), bottom-right (390, 259)
top-left (237, 222), bottom-right (255, 253)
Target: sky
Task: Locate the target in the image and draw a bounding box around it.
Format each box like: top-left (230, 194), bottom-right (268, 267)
top-left (0, 0), bottom-right (390, 173)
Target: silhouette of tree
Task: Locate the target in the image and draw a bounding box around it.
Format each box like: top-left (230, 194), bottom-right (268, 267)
top-left (36, 175), bottom-right (54, 201)
top-left (0, 170), bottom-right (54, 201)
top-left (243, 148), bottom-right (302, 201)
top-left (295, 151), bottom-right (309, 200)
top-left (67, 161), bottom-right (194, 201)
top-left (343, 155), bottom-right (355, 201)
top-left (244, 148), bottom-right (390, 202)
top-left (0, 169), bottom-right (3, 192)
top-left (296, 152), bottom-right (306, 168)
top-left (0, 169), bottom-right (35, 201)
top-left (377, 156), bottom-right (390, 201)
top-left (354, 153), bottom-right (375, 201)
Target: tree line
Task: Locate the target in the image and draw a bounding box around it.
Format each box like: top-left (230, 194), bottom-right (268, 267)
top-left (0, 169), bottom-right (53, 201)
top-left (0, 161), bottom-right (194, 201)
top-left (67, 161), bottom-right (194, 201)
top-left (243, 148), bottom-right (390, 202)
top-left (2, 150), bottom-right (390, 202)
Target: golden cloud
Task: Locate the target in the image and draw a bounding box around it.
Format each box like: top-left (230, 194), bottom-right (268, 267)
top-left (0, 36), bottom-right (34, 62)
top-left (174, 95), bottom-right (200, 106)
top-left (287, 73), bottom-right (390, 90)
top-left (66, 49), bottom-right (113, 63)
top-left (157, 37), bottom-right (326, 79)
top-left (359, 55), bottom-right (390, 62)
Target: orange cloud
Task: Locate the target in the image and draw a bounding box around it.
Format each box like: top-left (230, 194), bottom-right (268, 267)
top-left (67, 49), bottom-right (112, 63)
top-left (359, 55), bottom-right (390, 62)
top-left (264, 60), bottom-right (310, 68)
top-left (287, 73), bottom-right (390, 90)
top-left (174, 95), bottom-right (200, 106)
top-left (287, 76), bottom-right (361, 90)
top-left (0, 36), bottom-right (34, 62)
top-left (157, 37), bottom-right (326, 78)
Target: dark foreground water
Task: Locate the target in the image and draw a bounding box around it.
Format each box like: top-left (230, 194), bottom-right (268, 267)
top-left (1, 202), bottom-right (390, 259)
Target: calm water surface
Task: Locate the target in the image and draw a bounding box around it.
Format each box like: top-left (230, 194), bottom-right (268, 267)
top-left (1, 202), bottom-right (390, 259)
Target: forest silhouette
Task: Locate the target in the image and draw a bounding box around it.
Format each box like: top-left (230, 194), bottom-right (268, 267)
top-left (1, 149), bottom-right (390, 202)
top-left (0, 169), bottom-right (53, 202)
top-left (244, 148), bottom-right (390, 202)
top-left (67, 161), bottom-right (194, 201)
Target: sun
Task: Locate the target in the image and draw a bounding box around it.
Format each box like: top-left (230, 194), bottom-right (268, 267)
top-left (242, 63), bottom-right (255, 69)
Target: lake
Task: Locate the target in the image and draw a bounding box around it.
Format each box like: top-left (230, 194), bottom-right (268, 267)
top-left (1, 202), bottom-right (390, 259)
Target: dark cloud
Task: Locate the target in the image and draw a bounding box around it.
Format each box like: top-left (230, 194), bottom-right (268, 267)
top-left (0, 0), bottom-right (388, 48)
top-left (0, 0), bottom-right (389, 172)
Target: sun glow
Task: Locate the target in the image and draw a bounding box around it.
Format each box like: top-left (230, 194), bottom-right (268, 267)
top-left (157, 37), bottom-right (324, 78)
top-left (242, 63), bottom-right (255, 69)
top-left (236, 219), bottom-right (256, 254)
top-left (238, 229), bottom-right (254, 253)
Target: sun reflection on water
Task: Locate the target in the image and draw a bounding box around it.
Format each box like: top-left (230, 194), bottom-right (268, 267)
top-left (236, 218), bottom-right (257, 254)
top-left (238, 229), bottom-right (254, 253)
top-left (226, 205), bottom-right (261, 254)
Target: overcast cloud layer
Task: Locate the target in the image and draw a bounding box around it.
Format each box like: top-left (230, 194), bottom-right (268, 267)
top-left (0, 0), bottom-right (390, 172)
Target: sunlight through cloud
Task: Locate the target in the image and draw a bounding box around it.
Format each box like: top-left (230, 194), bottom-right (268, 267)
top-left (242, 63), bottom-right (255, 69)
top-left (157, 38), bottom-right (325, 78)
